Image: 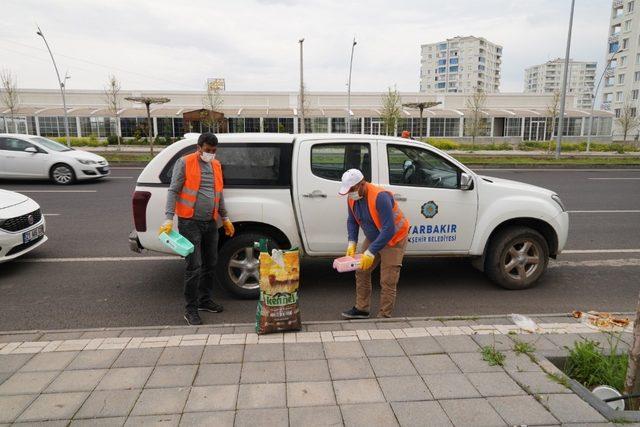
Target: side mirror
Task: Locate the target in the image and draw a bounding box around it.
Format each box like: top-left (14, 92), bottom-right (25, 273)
top-left (24, 147), bottom-right (38, 154)
top-left (460, 173), bottom-right (474, 191)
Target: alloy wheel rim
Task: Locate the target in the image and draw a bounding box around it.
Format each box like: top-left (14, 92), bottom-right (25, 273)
top-left (228, 246), bottom-right (260, 290)
top-left (502, 239), bottom-right (540, 283)
top-left (53, 167), bottom-right (72, 184)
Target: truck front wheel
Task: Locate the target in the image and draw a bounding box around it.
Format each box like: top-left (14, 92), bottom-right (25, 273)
top-left (485, 226), bottom-right (549, 290)
top-left (216, 232), bottom-right (278, 299)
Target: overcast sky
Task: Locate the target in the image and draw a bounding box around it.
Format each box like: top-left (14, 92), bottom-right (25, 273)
top-left (0, 0), bottom-right (611, 93)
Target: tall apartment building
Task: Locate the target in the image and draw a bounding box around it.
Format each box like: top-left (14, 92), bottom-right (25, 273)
top-left (602, 0), bottom-right (639, 133)
top-left (420, 36), bottom-right (502, 94)
top-left (524, 59), bottom-right (596, 109)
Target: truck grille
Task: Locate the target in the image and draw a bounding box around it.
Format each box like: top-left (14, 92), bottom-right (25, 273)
top-left (0, 209), bottom-right (42, 232)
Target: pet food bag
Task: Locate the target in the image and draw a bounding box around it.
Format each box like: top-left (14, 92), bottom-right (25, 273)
top-left (255, 243), bottom-right (302, 334)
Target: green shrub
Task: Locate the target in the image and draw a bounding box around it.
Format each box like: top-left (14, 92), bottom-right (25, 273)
top-left (52, 136), bottom-right (107, 147)
top-left (107, 135), bottom-right (119, 145)
top-left (423, 138), bottom-right (460, 150)
top-left (563, 337), bottom-right (627, 392)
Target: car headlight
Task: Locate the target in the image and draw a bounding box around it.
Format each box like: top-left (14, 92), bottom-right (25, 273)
top-left (77, 159), bottom-right (97, 165)
top-left (551, 194), bottom-right (566, 212)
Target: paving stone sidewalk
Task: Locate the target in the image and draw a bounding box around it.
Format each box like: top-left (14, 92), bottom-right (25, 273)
top-left (0, 314), bottom-right (635, 426)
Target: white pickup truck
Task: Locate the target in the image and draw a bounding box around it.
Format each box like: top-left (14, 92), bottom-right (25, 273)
top-left (130, 133), bottom-right (569, 299)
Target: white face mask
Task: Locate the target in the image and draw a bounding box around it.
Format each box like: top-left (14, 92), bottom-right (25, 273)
top-left (348, 191), bottom-right (362, 201)
top-left (200, 152), bottom-right (216, 162)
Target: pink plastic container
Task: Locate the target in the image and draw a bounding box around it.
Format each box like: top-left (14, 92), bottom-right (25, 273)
top-left (332, 255), bottom-right (362, 272)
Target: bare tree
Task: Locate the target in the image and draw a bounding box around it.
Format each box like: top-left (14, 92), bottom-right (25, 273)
top-left (381, 86), bottom-right (401, 136)
top-left (464, 88), bottom-right (487, 149)
top-left (545, 90), bottom-right (561, 152)
top-left (616, 101), bottom-right (640, 143)
top-left (625, 291), bottom-right (640, 409)
top-left (1, 69), bottom-right (20, 133)
top-left (202, 80), bottom-right (224, 132)
top-left (103, 74), bottom-right (122, 148)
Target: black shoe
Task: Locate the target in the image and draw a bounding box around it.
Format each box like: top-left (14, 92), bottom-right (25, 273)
top-left (341, 307), bottom-right (370, 319)
top-left (198, 301), bottom-right (224, 313)
top-left (184, 311), bottom-right (203, 326)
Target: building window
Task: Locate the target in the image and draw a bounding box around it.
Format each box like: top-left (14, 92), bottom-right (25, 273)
top-left (438, 59), bottom-right (446, 66)
top-left (244, 118), bottom-right (260, 133)
top-left (330, 118), bottom-right (346, 133)
top-left (620, 55), bottom-right (628, 65)
top-left (632, 107), bottom-right (637, 117)
top-left (619, 74), bottom-right (626, 84)
top-left (303, 117), bottom-right (328, 133)
top-left (633, 89), bottom-right (639, 100)
top-left (505, 118), bottom-right (523, 137)
top-left (615, 108), bottom-right (621, 118)
top-left (623, 38), bottom-right (630, 49)
top-left (626, 20), bottom-right (633, 31)
top-left (605, 76), bottom-right (615, 86)
top-left (610, 41), bottom-right (620, 53)
top-left (629, 1), bottom-right (635, 13)
top-left (264, 118), bottom-right (293, 133)
top-left (449, 66), bottom-right (459, 72)
top-left (617, 91), bottom-right (624, 101)
top-left (635, 71), bottom-right (640, 81)
top-left (438, 43), bottom-right (447, 50)
top-left (38, 116), bottom-right (78, 137)
top-left (449, 57), bottom-right (458, 65)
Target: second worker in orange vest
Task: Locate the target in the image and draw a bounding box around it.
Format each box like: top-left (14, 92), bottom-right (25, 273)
top-left (160, 133), bottom-right (235, 326)
top-left (338, 169), bottom-right (410, 319)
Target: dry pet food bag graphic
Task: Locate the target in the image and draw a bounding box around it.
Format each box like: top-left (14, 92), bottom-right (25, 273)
top-left (255, 239), bottom-right (302, 334)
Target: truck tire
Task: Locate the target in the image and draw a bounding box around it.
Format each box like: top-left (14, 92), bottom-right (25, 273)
top-left (216, 232), bottom-right (279, 299)
top-left (485, 226), bottom-right (549, 290)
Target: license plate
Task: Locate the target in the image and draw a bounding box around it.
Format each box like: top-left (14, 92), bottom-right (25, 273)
top-left (23, 225), bottom-right (44, 244)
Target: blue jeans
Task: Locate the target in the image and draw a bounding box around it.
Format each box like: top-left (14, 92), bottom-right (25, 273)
top-left (178, 218), bottom-right (219, 312)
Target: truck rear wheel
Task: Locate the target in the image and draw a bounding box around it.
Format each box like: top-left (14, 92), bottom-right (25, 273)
top-left (485, 226), bottom-right (549, 290)
top-left (216, 232), bottom-right (278, 299)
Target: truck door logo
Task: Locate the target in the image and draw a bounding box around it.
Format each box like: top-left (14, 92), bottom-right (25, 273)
top-left (421, 201), bottom-right (438, 219)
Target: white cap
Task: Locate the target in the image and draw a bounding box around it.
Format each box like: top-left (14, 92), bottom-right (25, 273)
top-left (338, 169), bottom-right (364, 195)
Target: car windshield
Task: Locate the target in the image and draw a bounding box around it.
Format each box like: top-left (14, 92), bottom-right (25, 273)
top-left (30, 137), bottom-right (73, 152)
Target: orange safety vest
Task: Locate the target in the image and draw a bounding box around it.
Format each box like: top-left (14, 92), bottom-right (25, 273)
top-left (348, 183), bottom-right (410, 247)
top-left (175, 152), bottom-right (224, 220)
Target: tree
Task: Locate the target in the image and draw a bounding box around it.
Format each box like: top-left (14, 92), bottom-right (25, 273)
top-left (103, 74), bottom-right (122, 148)
top-left (464, 88), bottom-right (487, 149)
top-left (202, 80), bottom-right (223, 132)
top-left (616, 101), bottom-right (640, 142)
top-left (1, 69), bottom-right (20, 133)
top-left (402, 101), bottom-right (441, 139)
top-left (625, 291), bottom-right (640, 409)
top-left (124, 96), bottom-right (170, 155)
top-left (545, 90), bottom-right (561, 152)
top-left (380, 86), bottom-right (401, 136)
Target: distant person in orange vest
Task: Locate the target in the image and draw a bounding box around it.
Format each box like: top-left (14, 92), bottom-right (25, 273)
top-left (338, 169), bottom-right (410, 319)
top-left (160, 133), bottom-right (235, 326)
top-left (401, 130), bottom-right (411, 139)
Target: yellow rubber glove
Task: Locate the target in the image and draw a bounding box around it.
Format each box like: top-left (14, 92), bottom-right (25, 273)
top-left (346, 241), bottom-right (356, 257)
top-left (158, 219), bottom-right (173, 235)
top-left (359, 250), bottom-right (375, 270)
top-left (223, 219), bottom-right (235, 237)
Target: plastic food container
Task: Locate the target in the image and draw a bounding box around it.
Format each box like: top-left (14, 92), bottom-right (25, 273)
top-left (158, 230), bottom-right (195, 257)
top-left (332, 255), bottom-right (362, 272)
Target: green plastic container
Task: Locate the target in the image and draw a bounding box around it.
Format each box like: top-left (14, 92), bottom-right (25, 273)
top-left (158, 230), bottom-right (195, 257)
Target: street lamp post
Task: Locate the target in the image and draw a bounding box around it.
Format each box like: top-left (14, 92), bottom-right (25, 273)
top-left (555, 0), bottom-right (576, 160)
top-left (299, 38), bottom-right (305, 134)
top-left (346, 37), bottom-right (357, 134)
top-left (36, 26), bottom-right (71, 147)
top-left (587, 48), bottom-right (624, 152)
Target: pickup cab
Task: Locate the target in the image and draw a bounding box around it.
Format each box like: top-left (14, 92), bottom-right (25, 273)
top-left (130, 133), bottom-right (569, 299)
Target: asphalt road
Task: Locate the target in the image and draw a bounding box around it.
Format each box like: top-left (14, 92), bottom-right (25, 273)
top-left (0, 167), bottom-right (639, 331)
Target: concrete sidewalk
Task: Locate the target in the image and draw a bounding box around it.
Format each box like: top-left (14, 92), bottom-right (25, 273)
top-left (0, 314), bottom-right (635, 426)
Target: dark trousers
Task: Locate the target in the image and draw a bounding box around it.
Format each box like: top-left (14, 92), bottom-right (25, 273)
top-left (178, 218), bottom-right (219, 312)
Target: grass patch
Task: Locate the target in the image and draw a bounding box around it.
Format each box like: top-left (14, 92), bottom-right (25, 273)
top-left (546, 372), bottom-right (571, 389)
top-left (513, 339), bottom-right (536, 356)
top-left (101, 153), bottom-right (155, 163)
top-left (563, 337), bottom-right (627, 392)
top-left (481, 345), bottom-right (506, 367)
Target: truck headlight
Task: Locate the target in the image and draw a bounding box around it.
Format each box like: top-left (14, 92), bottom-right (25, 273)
top-left (551, 194), bottom-right (566, 212)
top-left (77, 159), bottom-right (97, 165)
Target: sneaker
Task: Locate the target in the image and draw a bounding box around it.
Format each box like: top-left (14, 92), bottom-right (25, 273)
top-left (184, 310), bottom-right (203, 326)
top-left (341, 306), bottom-right (370, 319)
top-left (198, 301), bottom-right (224, 313)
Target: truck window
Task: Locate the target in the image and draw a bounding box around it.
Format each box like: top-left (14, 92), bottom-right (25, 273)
top-left (310, 143), bottom-right (371, 181)
top-left (160, 143), bottom-right (292, 187)
top-left (387, 144), bottom-right (460, 189)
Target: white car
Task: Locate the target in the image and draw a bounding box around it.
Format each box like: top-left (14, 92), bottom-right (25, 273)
top-left (130, 133), bottom-right (569, 298)
top-left (0, 134), bottom-right (110, 184)
top-left (0, 189), bottom-right (47, 262)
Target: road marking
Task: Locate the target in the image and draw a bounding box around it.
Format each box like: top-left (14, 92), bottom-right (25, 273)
top-left (569, 210), bottom-right (640, 213)
top-left (563, 249), bottom-right (640, 254)
top-left (43, 214), bottom-right (60, 216)
top-left (588, 177), bottom-right (640, 180)
top-left (476, 168), bottom-right (640, 172)
top-left (16, 256), bottom-right (181, 263)
top-left (551, 258), bottom-right (640, 268)
top-left (16, 190), bottom-right (97, 193)
top-left (110, 167), bottom-right (144, 170)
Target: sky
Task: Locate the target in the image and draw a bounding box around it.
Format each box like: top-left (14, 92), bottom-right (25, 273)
top-left (0, 0), bottom-right (612, 93)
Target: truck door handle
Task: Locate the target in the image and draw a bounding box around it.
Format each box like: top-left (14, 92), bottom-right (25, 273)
top-left (394, 194), bottom-right (407, 202)
top-left (302, 190), bottom-right (327, 198)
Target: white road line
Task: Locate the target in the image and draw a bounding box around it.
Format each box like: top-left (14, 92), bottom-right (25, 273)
top-left (43, 214), bottom-right (60, 216)
top-left (569, 210), bottom-right (640, 213)
top-left (563, 249), bottom-right (640, 254)
top-left (588, 177), bottom-right (640, 180)
top-left (551, 258), bottom-right (640, 268)
top-left (16, 190), bottom-right (97, 193)
top-left (16, 256), bottom-right (181, 263)
top-left (476, 168), bottom-right (640, 172)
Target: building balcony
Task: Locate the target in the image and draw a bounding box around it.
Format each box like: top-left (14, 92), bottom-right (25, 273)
top-left (613, 0), bottom-right (623, 7)
top-left (604, 68), bottom-right (615, 78)
top-left (601, 101), bottom-right (612, 111)
top-left (609, 33), bottom-right (619, 43)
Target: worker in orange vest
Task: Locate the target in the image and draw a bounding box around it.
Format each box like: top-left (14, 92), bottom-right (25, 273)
top-left (160, 133), bottom-right (235, 326)
top-left (338, 169), bottom-right (410, 318)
